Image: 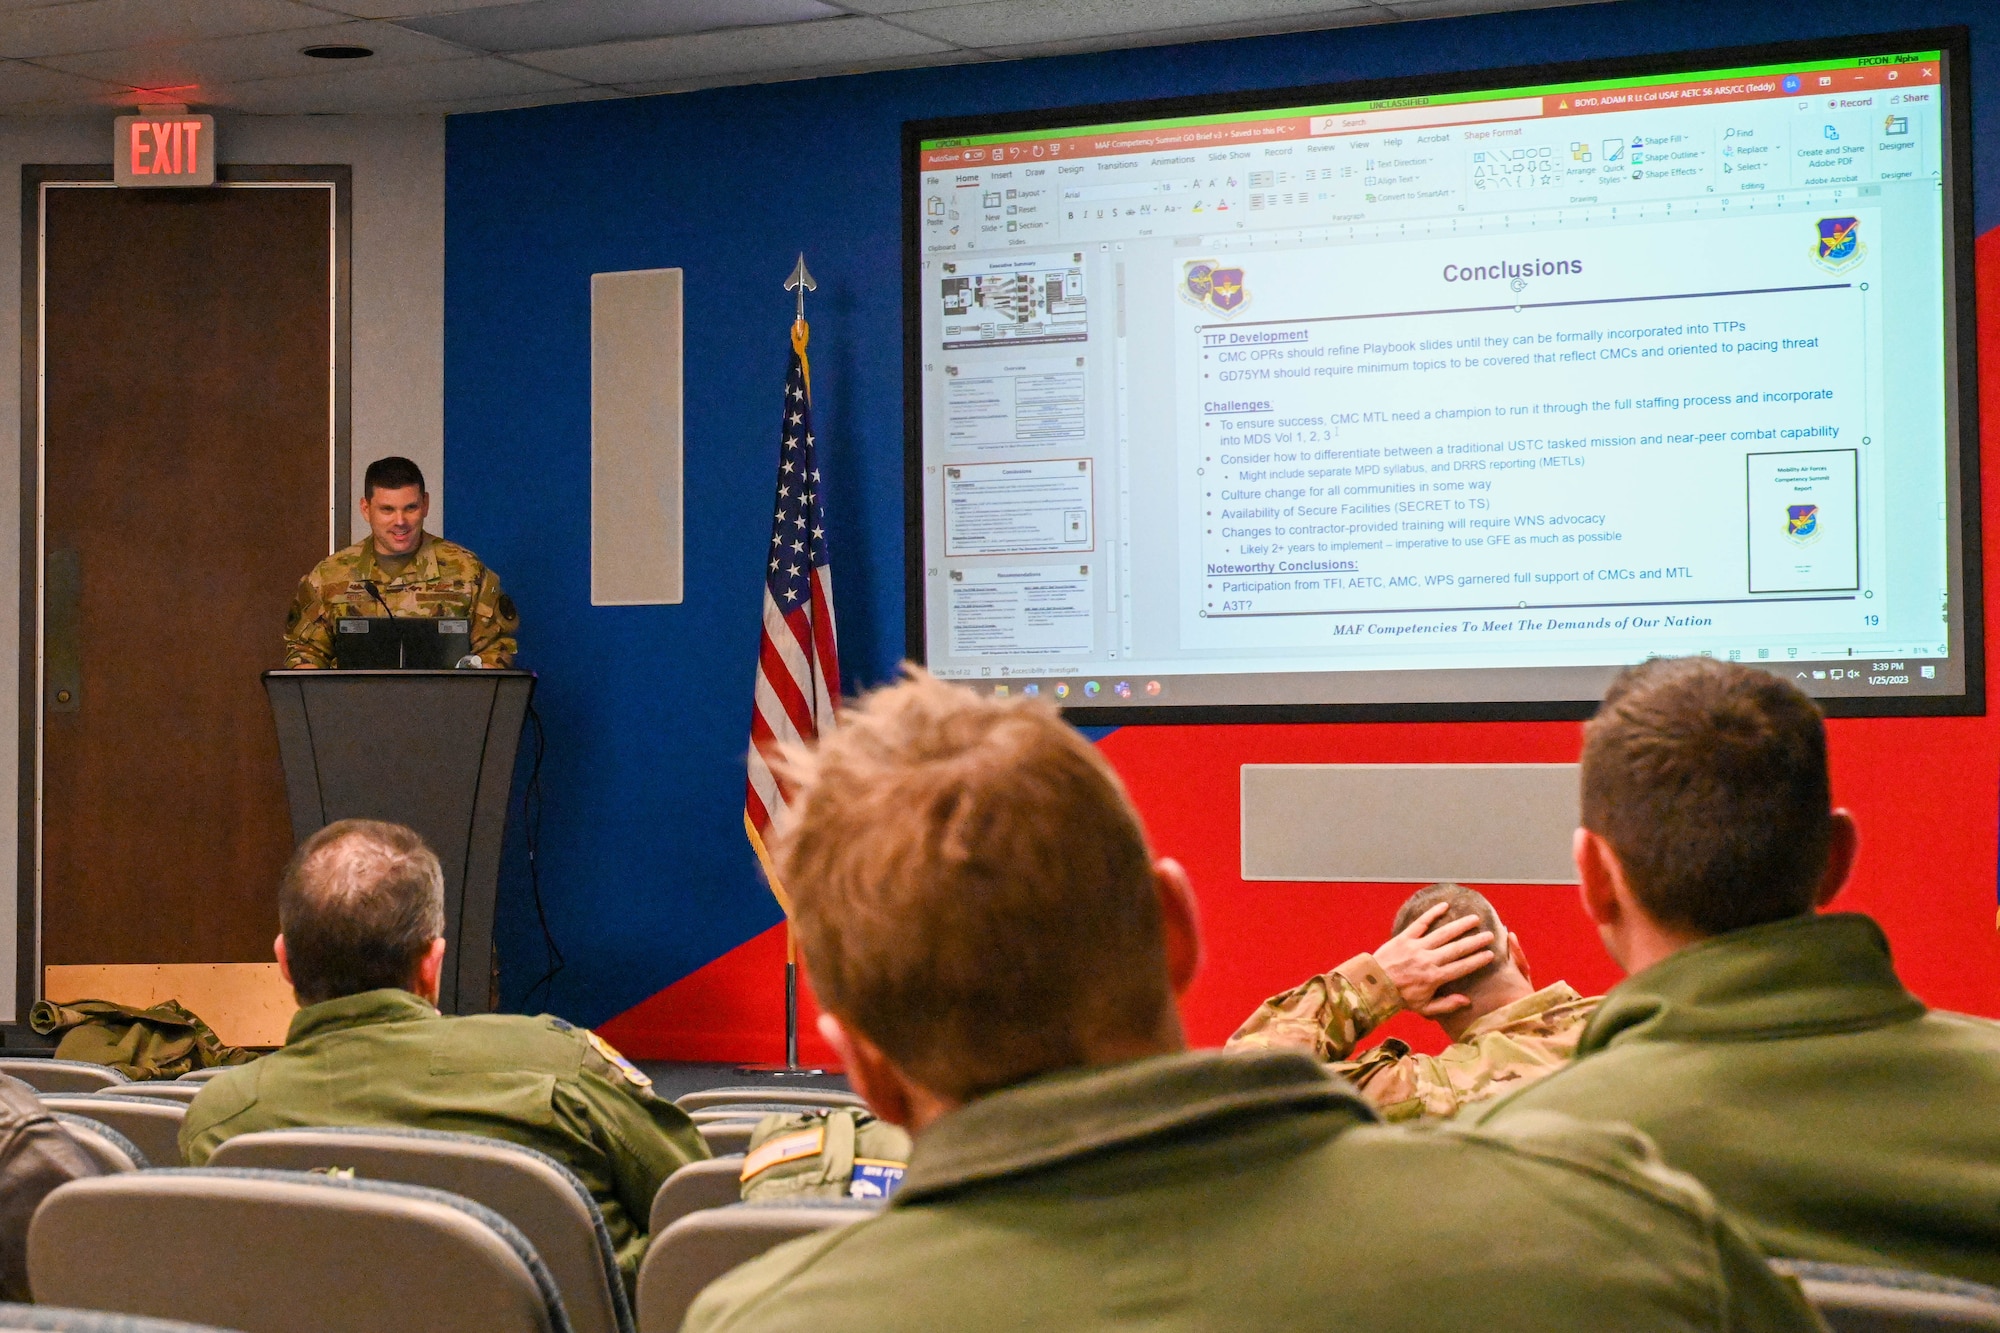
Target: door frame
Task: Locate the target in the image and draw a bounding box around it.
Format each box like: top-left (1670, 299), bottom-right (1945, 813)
top-left (14, 165), bottom-right (352, 1021)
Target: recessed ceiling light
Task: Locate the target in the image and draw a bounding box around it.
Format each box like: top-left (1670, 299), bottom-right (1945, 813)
top-left (302, 44), bottom-right (374, 59)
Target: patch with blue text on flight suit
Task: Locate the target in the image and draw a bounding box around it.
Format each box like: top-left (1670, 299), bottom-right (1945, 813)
top-left (848, 1159), bottom-right (907, 1201)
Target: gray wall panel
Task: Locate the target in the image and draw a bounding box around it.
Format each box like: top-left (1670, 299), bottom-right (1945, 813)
top-left (1241, 763), bottom-right (1580, 884)
top-left (591, 267), bottom-right (683, 606)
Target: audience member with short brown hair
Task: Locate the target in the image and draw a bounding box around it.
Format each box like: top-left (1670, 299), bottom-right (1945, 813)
top-left (684, 668), bottom-right (1820, 1333)
top-left (182, 818), bottom-right (706, 1286)
top-left (1477, 655), bottom-right (2000, 1286)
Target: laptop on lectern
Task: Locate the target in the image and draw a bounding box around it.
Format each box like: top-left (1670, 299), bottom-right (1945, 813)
top-left (332, 617), bottom-right (472, 670)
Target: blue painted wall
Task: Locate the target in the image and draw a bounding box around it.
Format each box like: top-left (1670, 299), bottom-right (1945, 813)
top-left (447, 0), bottom-right (2000, 1026)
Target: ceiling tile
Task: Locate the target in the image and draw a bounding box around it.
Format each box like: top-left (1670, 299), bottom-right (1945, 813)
top-left (39, 20), bottom-right (476, 92)
top-left (409, 80), bottom-right (628, 112)
top-left (824, 0), bottom-right (1005, 11)
top-left (398, 0), bottom-right (845, 54)
top-left (0, 54), bottom-right (121, 104)
top-left (890, 0), bottom-right (1376, 48)
top-left (211, 51), bottom-right (584, 113)
top-left (307, 1), bottom-right (528, 16)
top-left (1376, 0), bottom-right (1589, 16)
top-left (614, 46), bottom-right (992, 97)
top-left (0, 0), bottom-right (343, 60)
top-left (514, 14), bottom-right (955, 85)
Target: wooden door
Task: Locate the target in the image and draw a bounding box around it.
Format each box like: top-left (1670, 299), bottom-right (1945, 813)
top-left (29, 175), bottom-right (346, 998)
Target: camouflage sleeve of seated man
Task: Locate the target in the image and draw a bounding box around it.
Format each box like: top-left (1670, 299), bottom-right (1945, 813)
top-left (283, 571), bottom-right (337, 669)
top-left (466, 562), bottom-right (520, 668)
top-left (1225, 953), bottom-right (1403, 1062)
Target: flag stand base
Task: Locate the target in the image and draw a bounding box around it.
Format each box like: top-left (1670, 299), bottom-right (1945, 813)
top-left (734, 1064), bottom-right (833, 1077)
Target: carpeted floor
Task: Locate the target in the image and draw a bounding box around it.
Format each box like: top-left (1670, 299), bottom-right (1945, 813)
top-left (633, 1060), bottom-right (851, 1103)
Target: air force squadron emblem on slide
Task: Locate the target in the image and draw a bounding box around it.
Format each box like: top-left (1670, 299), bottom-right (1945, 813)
top-left (1787, 504), bottom-right (1821, 545)
top-left (1815, 217), bottom-right (1865, 273)
top-left (1181, 259), bottom-right (1250, 317)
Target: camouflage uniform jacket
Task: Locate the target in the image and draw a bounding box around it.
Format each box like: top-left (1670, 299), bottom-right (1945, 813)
top-left (1226, 952), bottom-right (1599, 1120)
top-left (284, 533), bottom-right (518, 669)
top-left (179, 989), bottom-right (708, 1283)
top-left (684, 1049), bottom-right (1822, 1333)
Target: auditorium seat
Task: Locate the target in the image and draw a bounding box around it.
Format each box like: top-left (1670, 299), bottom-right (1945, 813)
top-left (209, 1127), bottom-right (627, 1333)
top-left (174, 1067), bottom-right (236, 1083)
top-left (649, 1157), bottom-right (747, 1235)
top-left (674, 1087), bottom-right (864, 1113)
top-left (0, 1058), bottom-right (127, 1093)
top-left (0, 1303), bottom-right (242, 1332)
top-left (694, 1120), bottom-right (757, 1156)
top-left (48, 1112), bottom-right (147, 1171)
top-left (42, 1095), bottom-right (185, 1167)
top-left (29, 1168), bottom-right (570, 1333)
top-left (634, 1201), bottom-right (877, 1333)
top-left (1772, 1260), bottom-right (2000, 1332)
top-left (105, 1082), bottom-right (203, 1103)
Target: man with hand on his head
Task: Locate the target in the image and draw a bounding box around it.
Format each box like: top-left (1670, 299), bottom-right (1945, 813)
top-left (1476, 656), bottom-right (2000, 1287)
top-left (684, 669), bottom-right (1820, 1333)
top-left (1230, 882), bottom-right (1599, 1119)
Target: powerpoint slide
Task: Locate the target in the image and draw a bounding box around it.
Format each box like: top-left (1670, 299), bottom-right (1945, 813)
top-left (944, 356), bottom-right (1088, 448)
top-left (1179, 210), bottom-right (1873, 649)
top-left (945, 459), bottom-right (1094, 557)
top-left (947, 565), bottom-right (1095, 657)
top-left (939, 252), bottom-right (1088, 349)
top-left (1747, 450), bottom-right (1859, 593)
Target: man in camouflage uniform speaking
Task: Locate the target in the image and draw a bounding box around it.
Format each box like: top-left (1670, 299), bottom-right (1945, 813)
top-left (181, 819), bottom-right (707, 1285)
top-left (283, 455), bottom-right (518, 669)
top-left (1228, 882), bottom-right (1599, 1120)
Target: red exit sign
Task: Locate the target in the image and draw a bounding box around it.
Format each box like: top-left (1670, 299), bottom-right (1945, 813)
top-left (113, 114), bottom-right (215, 187)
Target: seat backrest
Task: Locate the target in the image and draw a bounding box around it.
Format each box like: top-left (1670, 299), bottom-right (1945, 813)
top-left (634, 1201), bottom-right (876, 1333)
top-left (0, 1059), bottom-right (127, 1094)
top-left (29, 1168), bottom-right (571, 1333)
top-left (0, 1302), bottom-right (244, 1331)
top-left (649, 1157), bottom-right (747, 1235)
top-left (175, 1067), bottom-right (235, 1083)
top-left (0, 1302), bottom-right (246, 1331)
top-left (675, 1088), bottom-right (863, 1113)
top-left (42, 1096), bottom-right (186, 1168)
top-left (208, 1128), bottom-right (627, 1333)
top-left (1772, 1261), bottom-right (2000, 1332)
top-left (47, 1113), bottom-right (146, 1171)
top-left (103, 1082), bottom-right (202, 1103)
top-left (696, 1121), bottom-right (756, 1156)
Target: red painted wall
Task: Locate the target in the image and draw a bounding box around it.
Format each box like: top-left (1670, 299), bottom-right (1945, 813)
top-left (604, 227), bottom-right (2000, 1064)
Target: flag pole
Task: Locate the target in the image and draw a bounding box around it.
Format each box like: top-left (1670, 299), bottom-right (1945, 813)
top-left (738, 251), bottom-right (828, 1079)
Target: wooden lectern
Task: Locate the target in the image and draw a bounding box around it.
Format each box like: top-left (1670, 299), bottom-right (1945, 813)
top-left (262, 670), bottom-right (534, 1014)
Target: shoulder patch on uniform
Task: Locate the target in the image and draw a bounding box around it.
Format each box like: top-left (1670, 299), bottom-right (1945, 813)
top-left (547, 1017), bottom-right (575, 1033)
top-left (740, 1126), bottom-right (825, 1183)
top-left (586, 1029), bottom-right (650, 1088)
top-left (848, 1159), bottom-right (907, 1201)
top-left (497, 594), bottom-right (517, 620)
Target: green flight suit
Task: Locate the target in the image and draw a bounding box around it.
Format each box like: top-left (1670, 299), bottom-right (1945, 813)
top-left (179, 990), bottom-right (708, 1282)
top-left (686, 1049), bottom-right (1821, 1333)
top-left (1475, 912), bottom-right (2000, 1288)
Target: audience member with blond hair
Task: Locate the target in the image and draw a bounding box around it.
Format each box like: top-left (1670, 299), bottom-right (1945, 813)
top-left (684, 668), bottom-right (1820, 1333)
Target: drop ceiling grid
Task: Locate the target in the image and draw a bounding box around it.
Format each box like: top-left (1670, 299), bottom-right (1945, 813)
top-left (0, 0), bottom-right (1602, 114)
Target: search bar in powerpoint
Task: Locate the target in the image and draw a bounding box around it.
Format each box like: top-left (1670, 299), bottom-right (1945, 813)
top-left (1309, 96), bottom-right (1543, 136)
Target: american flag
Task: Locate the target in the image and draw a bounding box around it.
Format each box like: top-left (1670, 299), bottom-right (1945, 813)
top-left (745, 324), bottom-right (840, 870)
